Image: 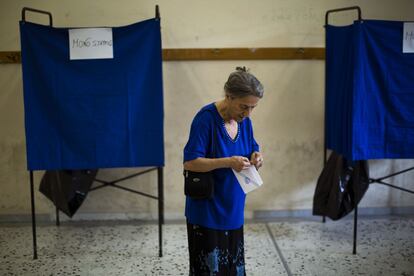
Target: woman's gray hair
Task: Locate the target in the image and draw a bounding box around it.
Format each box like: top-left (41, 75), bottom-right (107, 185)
top-left (224, 67), bottom-right (264, 99)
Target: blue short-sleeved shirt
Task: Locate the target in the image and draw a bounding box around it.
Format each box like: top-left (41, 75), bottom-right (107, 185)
top-left (183, 103), bottom-right (260, 230)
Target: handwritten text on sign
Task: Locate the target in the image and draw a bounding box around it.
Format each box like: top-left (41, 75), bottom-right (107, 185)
top-left (403, 22), bottom-right (414, 53)
top-left (69, 28), bottom-right (113, 60)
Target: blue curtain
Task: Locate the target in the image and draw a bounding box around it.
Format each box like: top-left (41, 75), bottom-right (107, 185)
top-left (20, 19), bottom-right (164, 170)
top-left (326, 20), bottom-right (414, 161)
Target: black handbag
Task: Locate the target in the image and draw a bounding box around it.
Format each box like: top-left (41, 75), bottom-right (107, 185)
top-left (184, 170), bottom-right (214, 200)
top-left (184, 118), bottom-right (216, 200)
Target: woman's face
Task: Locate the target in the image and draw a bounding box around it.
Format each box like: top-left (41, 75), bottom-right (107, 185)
top-left (227, 95), bottom-right (260, 122)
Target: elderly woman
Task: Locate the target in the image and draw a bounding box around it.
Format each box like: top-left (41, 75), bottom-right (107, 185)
top-left (183, 67), bottom-right (264, 275)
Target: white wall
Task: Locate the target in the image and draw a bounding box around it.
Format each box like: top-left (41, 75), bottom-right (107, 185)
top-left (0, 0), bottom-right (413, 220)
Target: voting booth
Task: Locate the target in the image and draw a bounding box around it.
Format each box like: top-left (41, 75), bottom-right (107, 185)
top-left (20, 6), bottom-right (164, 259)
top-left (320, 6), bottom-right (414, 254)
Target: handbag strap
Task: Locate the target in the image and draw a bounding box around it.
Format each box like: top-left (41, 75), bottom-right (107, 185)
top-left (183, 109), bottom-right (217, 177)
top-left (207, 110), bottom-right (217, 159)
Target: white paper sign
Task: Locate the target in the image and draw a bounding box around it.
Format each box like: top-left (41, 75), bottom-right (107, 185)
top-left (403, 22), bottom-right (414, 53)
top-left (232, 166), bottom-right (263, 194)
top-left (69, 28), bottom-right (113, 60)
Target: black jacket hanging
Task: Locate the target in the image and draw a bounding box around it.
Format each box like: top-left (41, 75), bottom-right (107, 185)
top-left (39, 170), bottom-right (97, 217)
top-left (313, 151), bottom-right (369, 220)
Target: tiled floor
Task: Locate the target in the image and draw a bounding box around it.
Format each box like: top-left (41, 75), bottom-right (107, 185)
top-left (0, 216), bottom-right (413, 275)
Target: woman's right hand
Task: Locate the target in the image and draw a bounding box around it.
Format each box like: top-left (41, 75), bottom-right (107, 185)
top-left (229, 156), bottom-right (251, 172)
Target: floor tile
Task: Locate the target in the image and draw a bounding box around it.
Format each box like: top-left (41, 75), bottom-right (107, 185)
top-left (267, 217), bottom-right (414, 276)
top-left (244, 223), bottom-right (286, 275)
top-left (0, 222), bottom-right (285, 275)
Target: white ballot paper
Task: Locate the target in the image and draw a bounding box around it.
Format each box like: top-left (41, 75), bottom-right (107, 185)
top-left (232, 166), bottom-right (263, 194)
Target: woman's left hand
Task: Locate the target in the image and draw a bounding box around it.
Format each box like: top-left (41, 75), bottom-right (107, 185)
top-left (250, 151), bottom-right (263, 169)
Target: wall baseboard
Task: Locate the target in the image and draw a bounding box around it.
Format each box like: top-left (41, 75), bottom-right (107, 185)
top-left (1, 206), bottom-right (413, 224)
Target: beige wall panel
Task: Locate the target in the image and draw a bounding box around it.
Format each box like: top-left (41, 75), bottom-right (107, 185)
top-left (0, 0), bottom-right (413, 219)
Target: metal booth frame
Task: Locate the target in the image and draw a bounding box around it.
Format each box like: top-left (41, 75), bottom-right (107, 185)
top-left (323, 6), bottom-right (414, 254)
top-left (22, 6), bottom-right (164, 260)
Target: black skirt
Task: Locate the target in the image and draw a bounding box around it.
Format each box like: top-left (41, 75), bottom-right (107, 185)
top-left (187, 221), bottom-right (246, 276)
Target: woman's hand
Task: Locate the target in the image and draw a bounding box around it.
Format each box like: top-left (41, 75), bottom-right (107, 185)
top-left (229, 156), bottom-right (251, 172)
top-left (250, 151), bottom-right (263, 169)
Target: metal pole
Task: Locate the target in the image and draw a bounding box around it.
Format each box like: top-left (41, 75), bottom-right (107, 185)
top-left (155, 4), bottom-right (163, 258)
top-left (322, 5), bottom-right (328, 225)
top-left (55, 207), bottom-right (60, 226)
top-left (155, 5), bottom-right (160, 20)
top-left (324, 5), bottom-right (363, 255)
top-left (323, 6), bottom-right (362, 225)
top-left (21, 7), bottom-right (53, 26)
top-left (157, 167), bottom-right (164, 257)
top-left (54, 171), bottom-right (60, 226)
top-left (325, 6), bottom-right (361, 26)
top-left (30, 171), bottom-right (38, 259)
top-left (353, 204), bottom-right (358, 254)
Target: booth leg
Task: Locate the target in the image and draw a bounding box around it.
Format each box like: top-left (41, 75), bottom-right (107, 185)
top-left (157, 167), bottom-right (164, 257)
top-left (53, 171), bottom-right (60, 227)
top-left (353, 204), bottom-right (358, 254)
top-left (55, 207), bottom-right (60, 226)
top-left (30, 171), bottom-right (38, 260)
